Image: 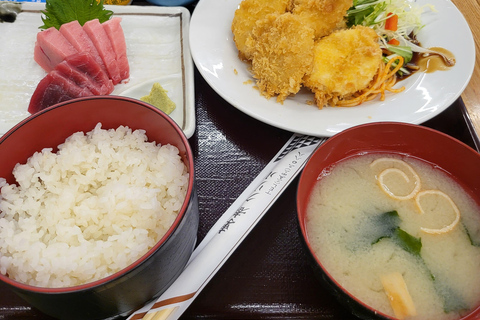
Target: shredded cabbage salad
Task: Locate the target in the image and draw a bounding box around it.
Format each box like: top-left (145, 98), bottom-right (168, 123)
top-left (347, 0), bottom-right (436, 75)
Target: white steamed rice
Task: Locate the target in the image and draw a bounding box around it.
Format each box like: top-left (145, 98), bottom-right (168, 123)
top-left (0, 123), bottom-right (189, 288)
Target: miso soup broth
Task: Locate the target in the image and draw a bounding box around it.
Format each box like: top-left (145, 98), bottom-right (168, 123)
top-left (306, 153), bottom-right (480, 320)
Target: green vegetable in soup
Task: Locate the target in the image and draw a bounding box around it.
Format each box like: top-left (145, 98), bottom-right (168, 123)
top-left (367, 210), bottom-right (401, 243)
top-left (391, 228), bottom-right (422, 257)
top-left (436, 282), bottom-right (469, 314)
top-left (464, 223), bottom-right (480, 247)
top-left (369, 210), bottom-right (468, 313)
top-left (367, 210), bottom-right (421, 257)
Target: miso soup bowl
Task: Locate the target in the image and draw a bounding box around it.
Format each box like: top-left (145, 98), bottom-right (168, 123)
top-left (296, 122), bottom-right (480, 320)
top-left (0, 96), bottom-right (199, 320)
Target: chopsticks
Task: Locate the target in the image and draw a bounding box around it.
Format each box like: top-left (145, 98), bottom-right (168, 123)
top-left (126, 133), bottom-right (327, 320)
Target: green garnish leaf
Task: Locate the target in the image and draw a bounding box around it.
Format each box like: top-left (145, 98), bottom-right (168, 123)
top-left (387, 45), bottom-right (413, 64)
top-left (346, 0), bottom-right (387, 28)
top-left (39, 0), bottom-right (113, 30)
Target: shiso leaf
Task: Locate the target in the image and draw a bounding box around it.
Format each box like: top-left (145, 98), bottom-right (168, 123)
top-left (39, 0), bottom-right (113, 30)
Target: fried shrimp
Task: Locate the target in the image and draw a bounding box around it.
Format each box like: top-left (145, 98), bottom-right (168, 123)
top-left (292, 0), bottom-right (353, 39)
top-left (231, 0), bottom-right (292, 61)
top-left (248, 13), bottom-right (315, 103)
top-left (303, 26), bottom-right (383, 108)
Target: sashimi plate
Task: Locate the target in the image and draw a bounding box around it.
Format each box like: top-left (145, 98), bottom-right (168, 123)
top-left (0, 3), bottom-right (195, 138)
top-left (189, 0), bottom-right (475, 137)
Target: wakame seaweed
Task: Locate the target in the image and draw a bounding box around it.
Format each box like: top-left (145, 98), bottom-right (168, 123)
top-left (370, 210), bottom-right (467, 313)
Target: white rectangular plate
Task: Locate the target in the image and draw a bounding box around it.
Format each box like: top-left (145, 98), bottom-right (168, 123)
top-left (0, 3), bottom-right (195, 138)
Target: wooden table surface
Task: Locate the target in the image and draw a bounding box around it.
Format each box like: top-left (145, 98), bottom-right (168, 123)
top-left (451, 0), bottom-right (480, 149)
top-left (0, 1), bottom-right (479, 320)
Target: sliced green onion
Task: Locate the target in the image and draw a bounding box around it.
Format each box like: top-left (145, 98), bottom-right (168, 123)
top-left (387, 44), bottom-right (413, 63)
top-left (383, 55), bottom-right (410, 76)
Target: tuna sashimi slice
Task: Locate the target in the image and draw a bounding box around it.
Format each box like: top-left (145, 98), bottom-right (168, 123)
top-left (83, 19), bottom-right (122, 85)
top-left (59, 20), bottom-right (108, 75)
top-left (34, 27), bottom-right (77, 72)
top-left (33, 43), bottom-right (54, 72)
top-left (59, 52), bottom-right (114, 95)
top-left (28, 71), bottom-right (94, 114)
top-left (103, 17), bottom-right (130, 80)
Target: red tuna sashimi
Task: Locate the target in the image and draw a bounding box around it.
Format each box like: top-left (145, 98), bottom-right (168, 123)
top-left (83, 19), bottom-right (122, 85)
top-left (68, 53), bottom-right (114, 94)
top-left (28, 71), bottom-right (94, 114)
top-left (60, 52), bottom-right (114, 95)
top-left (34, 27), bottom-right (77, 72)
top-left (59, 20), bottom-right (108, 75)
top-left (103, 17), bottom-right (130, 80)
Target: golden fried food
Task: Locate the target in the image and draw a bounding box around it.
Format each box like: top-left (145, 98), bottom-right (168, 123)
top-left (231, 0), bottom-right (292, 61)
top-left (303, 26), bottom-right (382, 108)
top-left (248, 13), bottom-right (315, 103)
top-left (292, 0), bottom-right (353, 39)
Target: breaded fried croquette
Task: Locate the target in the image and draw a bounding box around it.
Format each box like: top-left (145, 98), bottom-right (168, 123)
top-left (249, 13), bottom-right (315, 103)
top-left (303, 26), bottom-right (382, 108)
top-left (231, 0), bottom-right (292, 61)
top-left (292, 0), bottom-right (353, 39)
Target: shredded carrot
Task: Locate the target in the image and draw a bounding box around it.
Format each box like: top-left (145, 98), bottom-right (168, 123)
top-left (388, 38), bottom-right (400, 45)
top-left (385, 13), bottom-right (398, 31)
top-left (331, 55), bottom-right (405, 108)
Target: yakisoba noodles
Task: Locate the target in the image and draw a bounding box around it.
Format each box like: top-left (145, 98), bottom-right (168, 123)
top-left (332, 56), bottom-right (406, 108)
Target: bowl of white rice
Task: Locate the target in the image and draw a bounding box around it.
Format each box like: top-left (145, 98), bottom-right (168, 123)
top-left (0, 96), bottom-right (199, 320)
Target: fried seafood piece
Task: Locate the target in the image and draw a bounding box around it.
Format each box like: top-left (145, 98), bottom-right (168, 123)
top-left (292, 0), bottom-right (353, 39)
top-left (231, 0), bottom-right (292, 61)
top-left (249, 13), bottom-right (315, 103)
top-left (303, 26), bottom-right (382, 108)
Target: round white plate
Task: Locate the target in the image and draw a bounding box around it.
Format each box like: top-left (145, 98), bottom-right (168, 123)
top-left (189, 0), bottom-right (475, 137)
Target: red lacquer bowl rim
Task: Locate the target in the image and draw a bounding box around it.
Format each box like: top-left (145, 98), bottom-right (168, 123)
top-left (296, 121), bottom-right (480, 320)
